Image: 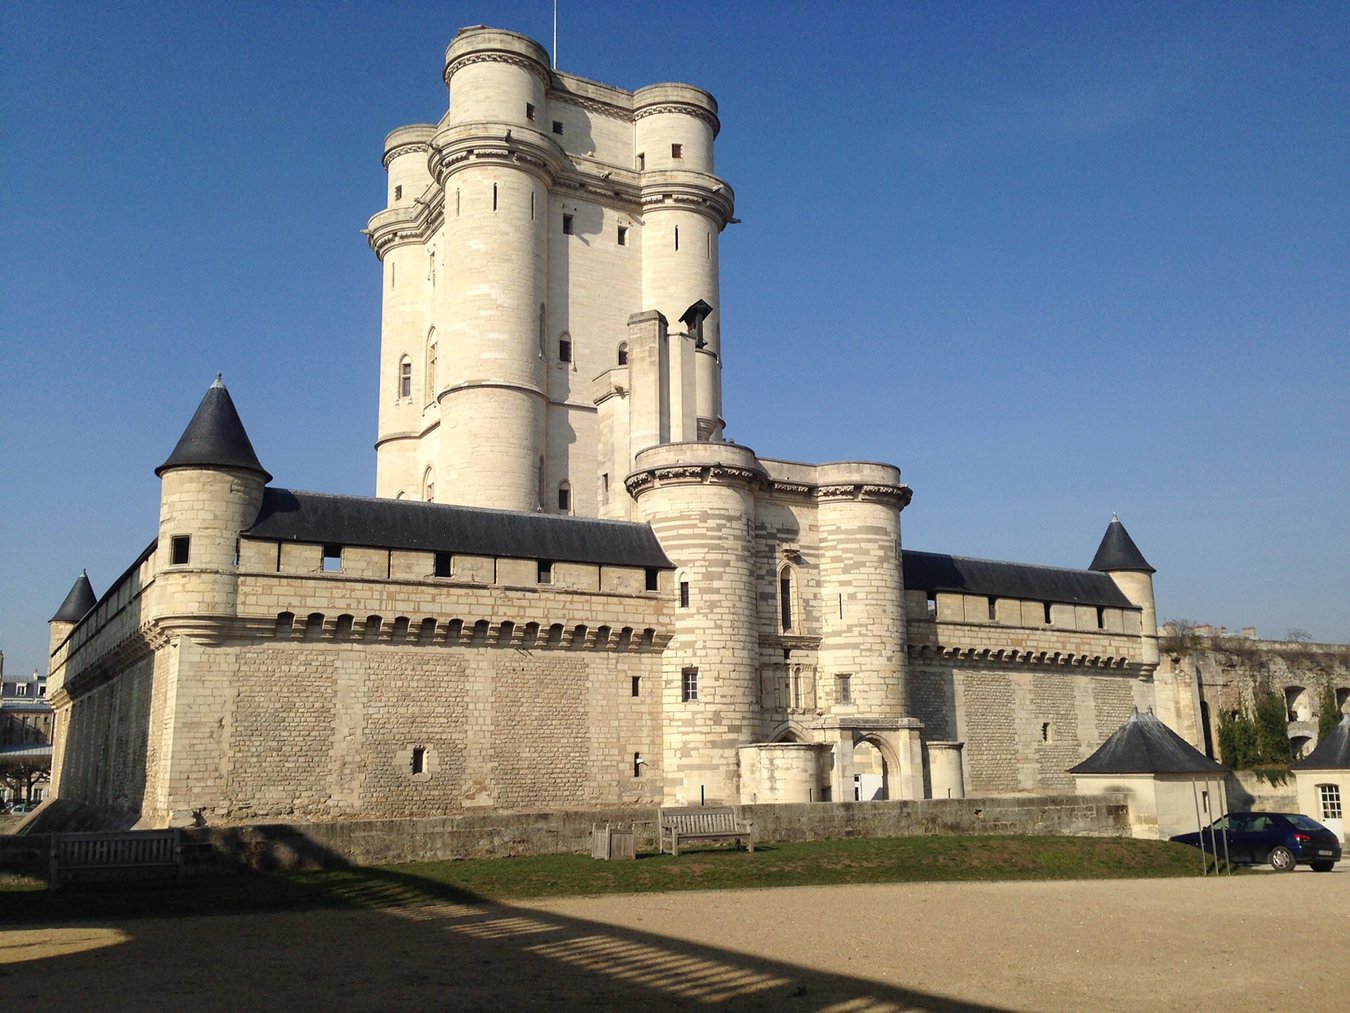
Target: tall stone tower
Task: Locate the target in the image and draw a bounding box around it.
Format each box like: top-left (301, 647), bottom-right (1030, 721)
top-left (367, 26), bottom-right (735, 516)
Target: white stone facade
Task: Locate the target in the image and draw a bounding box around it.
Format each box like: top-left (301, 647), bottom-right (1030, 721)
top-left (44, 27), bottom-right (1192, 828)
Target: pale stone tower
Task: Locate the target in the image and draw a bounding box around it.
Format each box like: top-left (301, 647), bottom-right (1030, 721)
top-left (48, 571), bottom-right (97, 656)
top-left (367, 26), bottom-right (735, 515)
top-left (153, 376), bottom-right (271, 633)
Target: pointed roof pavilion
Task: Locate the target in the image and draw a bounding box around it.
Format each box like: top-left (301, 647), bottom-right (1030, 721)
top-left (1293, 716), bottom-right (1350, 771)
top-left (50, 570), bottom-right (98, 623)
top-left (156, 375), bottom-right (271, 481)
top-left (1069, 709), bottom-right (1227, 775)
top-left (1089, 514), bottom-right (1155, 574)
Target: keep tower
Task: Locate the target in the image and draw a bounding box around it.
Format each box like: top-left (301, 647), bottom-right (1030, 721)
top-left (367, 26), bottom-right (735, 516)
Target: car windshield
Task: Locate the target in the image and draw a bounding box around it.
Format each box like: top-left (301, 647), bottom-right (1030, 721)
top-left (1284, 814), bottom-right (1326, 832)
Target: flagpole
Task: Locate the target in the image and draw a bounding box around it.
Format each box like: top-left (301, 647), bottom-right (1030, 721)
top-left (552, 1), bottom-right (557, 70)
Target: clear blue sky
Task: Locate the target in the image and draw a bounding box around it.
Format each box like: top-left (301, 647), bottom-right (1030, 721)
top-left (2, 1), bottom-right (1347, 677)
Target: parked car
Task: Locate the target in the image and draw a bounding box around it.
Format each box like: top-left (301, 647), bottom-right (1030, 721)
top-left (1171, 812), bottom-right (1341, 872)
top-left (8, 802), bottom-right (35, 815)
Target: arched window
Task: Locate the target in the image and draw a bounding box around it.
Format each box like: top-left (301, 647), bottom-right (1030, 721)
top-left (617, 341), bottom-right (628, 366)
top-left (422, 468), bottom-right (435, 503)
top-left (558, 331), bottom-right (572, 363)
top-left (557, 481), bottom-right (571, 513)
top-left (398, 356), bottom-right (412, 399)
top-left (779, 564), bottom-right (795, 631)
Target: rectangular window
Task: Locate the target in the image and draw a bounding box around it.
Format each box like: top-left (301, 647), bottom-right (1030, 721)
top-left (537, 559), bottom-right (553, 584)
top-left (780, 574), bottom-right (793, 630)
top-left (681, 667), bottom-right (699, 702)
top-left (926, 592), bottom-right (937, 619)
top-left (617, 225), bottom-right (628, 246)
top-left (671, 143), bottom-right (682, 158)
top-left (679, 580), bottom-right (690, 608)
top-left (559, 337), bottom-right (572, 363)
top-left (411, 747), bottom-right (425, 775)
top-left (552, 120), bottom-right (563, 134)
top-left (631, 675), bottom-right (640, 698)
top-left (837, 674), bottom-right (852, 705)
top-left (645, 567), bottom-right (660, 592)
top-left (1096, 606), bottom-right (1106, 630)
top-left (563, 213), bottom-right (574, 235)
top-left (987, 597), bottom-right (997, 621)
top-left (674, 225), bottom-right (679, 250)
top-left (1320, 784), bottom-right (1343, 821)
top-left (1043, 602), bottom-right (1053, 624)
top-left (170, 535), bottom-right (191, 565)
top-left (525, 102), bottom-right (535, 121)
top-left (636, 152), bottom-right (645, 171)
top-left (557, 486), bottom-right (571, 512)
top-left (322, 545), bottom-right (342, 572)
top-left (434, 552), bottom-right (453, 578)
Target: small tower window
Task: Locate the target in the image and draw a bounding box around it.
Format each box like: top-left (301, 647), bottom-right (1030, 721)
top-left (671, 143), bottom-right (682, 159)
top-left (681, 667), bottom-right (699, 702)
top-left (1096, 607), bottom-right (1106, 630)
top-left (1043, 602), bottom-right (1053, 625)
top-left (537, 560), bottom-right (553, 584)
top-left (322, 545), bottom-right (342, 572)
top-left (399, 357), bottom-right (412, 399)
top-left (636, 152), bottom-right (645, 171)
top-left (617, 342), bottom-right (628, 365)
top-left (559, 335), bottom-right (572, 363)
top-left (779, 568), bottom-right (794, 631)
top-left (552, 120), bottom-right (563, 134)
top-left (679, 581), bottom-right (690, 608)
top-left (837, 674), bottom-right (852, 705)
top-left (645, 567), bottom-right (659, 592)
top-left (557, 482), bottom-right (571, 513)
top-left (170, 536), bottom-right (191, 566)
top-left (674, 225), bottom-right (679, 251)
top-left (631, 676), bottom-right (641, 697)
top-left (987, 597), bottom-right (998, 621)
top-left (563, 213), bottom-right (574, 235)
top-left (411, 746), bottom-right (426, 775)
top-left (434, 552), bottom-right (453, 578)
top-left (525, 102), bottom-right (535, 121)
top-left (926, 592), bottom-right (937, 619)
top-left (617, 225), bottom-right (628, 246)
top-left (492, 183), bottom-right (498, 211)
top-left (393, 184), bottom-right (402, 200)
top-left (633, 752), bottom-right (643, 777)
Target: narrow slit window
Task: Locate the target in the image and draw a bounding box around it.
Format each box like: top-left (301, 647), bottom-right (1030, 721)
top-left (411, 746), bottom-right (426, 775)
top-left (617, 342), bottom-right (628, 365)
top-left (837, 674), bottom-right (852, 705)
top-left (399, 357), bottom-right (412, 398)
top-left (679, 580), bottom-right (690, 608)
top-left (633, 752), bottom-right (643, 777)
top-left (1096, 607), bottom-right (1106, 630)
top-left (559, 336), bottom-right (572, 362)
top-left (492, 183), bottom-right (498, 211)
top-left (631, 675), bottom-right (640, 697)
top-left (1043, 602), bottom-right (1053, 624)
top-left (530, 191), bottom-right (535, 220)
top-left (674, 225), bottom-right (679, 251)
top-left (987, 596), bottom-right (997, 622)
top-left (525, 102), bottom-right (535, 121)
top-left (617, 225), bottom-right (628, 246)
top-left (562, 213), bottom-right (574, 235)
top-left (170, 535), bottom-right (190, 565)
top-left (636, 152), bottom-right (645, 171)
top-left (393, 184), bottom-right (402, 200)
top-left (780, 570), bottom-right (793, 630)
top-left (557, 483), bottom-right (571, 512)
top-left (322, 545), bottom-right (342, 572)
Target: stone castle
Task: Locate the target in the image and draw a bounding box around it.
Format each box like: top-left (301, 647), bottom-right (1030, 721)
top-left (45, 27), bottom-right (1193, 828)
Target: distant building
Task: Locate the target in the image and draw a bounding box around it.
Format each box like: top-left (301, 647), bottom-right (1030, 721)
top-left (1, 650), bottom-right (54, 805)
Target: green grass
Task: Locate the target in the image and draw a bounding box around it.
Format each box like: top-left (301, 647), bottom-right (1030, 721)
top-left (0, 835), bottom-right (1209, 924)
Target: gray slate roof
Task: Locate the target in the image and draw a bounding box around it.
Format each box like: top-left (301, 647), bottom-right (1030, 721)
top-left (245, 488), bottom-right (674, 569)
top-left (50, 570), bottom-right (98, 622)
top-left (1069, 710), bottom-right (1228, 775)
top-left (902, 551), bottom-right (1135, 608)
top-left (1089, 515), bottom-right (1155, 574)
top-left (157, 376), bottom-right (271, 481)
top-left (1293, 716), bottom-right (1350, 771)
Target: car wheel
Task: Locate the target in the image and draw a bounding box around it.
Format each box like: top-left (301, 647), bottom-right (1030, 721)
top-left (1311, 860), bottom-right (1336, 873)
top-left (1268, 846), bottom-right (1296, 872)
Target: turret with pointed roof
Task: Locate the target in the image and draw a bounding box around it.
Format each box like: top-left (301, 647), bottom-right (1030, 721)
top-left (1089, 514), bottom-right (1159, 665)
top-left (153, 376), bottom-right (269, 628)
top-left (50, 570), bottom-right (97, 624)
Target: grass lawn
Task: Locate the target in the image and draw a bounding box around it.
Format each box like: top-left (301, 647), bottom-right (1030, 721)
top-left (1, 834), bottom-right (1214, 924)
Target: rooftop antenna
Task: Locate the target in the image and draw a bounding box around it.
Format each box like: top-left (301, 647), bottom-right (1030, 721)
top-left (552, 0), bottom-right (557, 70)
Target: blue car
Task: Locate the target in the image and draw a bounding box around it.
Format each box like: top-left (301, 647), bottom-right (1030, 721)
top-left (1171, 812), bottom-right (1341, 872)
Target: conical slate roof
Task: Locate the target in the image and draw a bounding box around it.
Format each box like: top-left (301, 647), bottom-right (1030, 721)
top-left (1293, 715), bottom-right (1350, 771)
top-left (1089, 514), bottom-right (1154, 574)
top-left (50, 570), bottom-right (97, 623)
top-left (156, 375), bottom-right (271, 481)
top-left (1069, 709), bottom-right (1227, 775)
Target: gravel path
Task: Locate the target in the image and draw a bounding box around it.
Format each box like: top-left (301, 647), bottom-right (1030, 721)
top-left (3, 867), bottom-right (1346, 1011)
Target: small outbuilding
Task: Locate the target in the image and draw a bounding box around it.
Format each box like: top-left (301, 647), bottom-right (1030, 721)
top-left (1069, 709), bottom-right (1230, 839)
top-left (1292, 715), bottom-right (1349, 842)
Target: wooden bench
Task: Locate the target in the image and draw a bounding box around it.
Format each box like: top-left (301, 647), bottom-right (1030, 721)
top-left (49, 830), bottom-right (183, 889)
top-left (656, 806), bottom-right (755, 856)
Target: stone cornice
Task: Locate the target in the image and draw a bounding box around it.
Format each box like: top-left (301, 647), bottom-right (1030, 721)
top-left (626, 461), bottom-right (769, 497)
top-left (633, 101), bottom-right (720, 135)
top-left (366, 191), bottom-right (444, 260)
top-left (382, 140), bottom-right (431, 169)
top-left (906, 641), bottom-right (1145, 673)
top-left (444, 50), bottom-right (550, 88)
top-left (815, 483), bottom-right (913, 507)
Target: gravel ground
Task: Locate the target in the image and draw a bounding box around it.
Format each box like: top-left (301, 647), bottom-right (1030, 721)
top-left (2, 867), bottom-right (1346, 1011)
